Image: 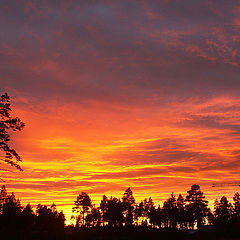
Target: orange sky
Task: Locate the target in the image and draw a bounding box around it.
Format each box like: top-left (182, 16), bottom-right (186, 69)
top-left (1, 0), bottom-right (240, 224)
top-left (3, 95), bottom-right (240, 223)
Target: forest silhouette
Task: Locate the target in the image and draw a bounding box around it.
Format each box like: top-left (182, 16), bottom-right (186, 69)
top-left (1, 184), bottom-right (240, 240)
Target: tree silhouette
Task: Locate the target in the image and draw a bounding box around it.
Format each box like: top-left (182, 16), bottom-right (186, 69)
top-left (185, 184), bottom-right (208, 229)
top-left (50, 203), bottom-right (66, 230)
top-left (233, 192), bottom-right (240, 215)
top-left (85, 205), bottom-right (101, 227)
top-left (142, 197), bottom-right (154, 225)
top-left (0, 185), bottom-right (7, 214)
top-left (148, 204), bottom-right (158, 227)
top-left (133, 201), bottom-right (144, 225)
top-left (0, 185), bottom-right (68, 237)
top-left (73, 192), bottom-right (92, 227)
top-left (1, 192), bottom-right (22, 230)
top-left (100, 195), bottom-right (108, 226)
top-left (184, 203), bottom-right (195, 229)
top-left (162, 193), bottom-right (177, 229)
top-left (176, 194), bottom-right (186, 229)
top-left (214, 196), bottom-right (233, 227)
top-left (21, 203), bottom-right (35, 230)
top-left (0, 93), bottom-right (25, 171)
top-left (105, 197), bottom-right (124, 227)
top-left (3, 184), bottom-right (240, 238)
top-left (0, 186), bottom-right (22, 232)
top-left (155, 205), bottom-right (162, 228)
top-left (122, 187), bottom-right (135, 225)
top-left (142, 197), bottom-right (157, 227)
top-left (36, 204), bottom-right (52, 230)
top-left (36, 203), bottom-right (65, 231)
top-left (207, 209), bottom-right (215, 226)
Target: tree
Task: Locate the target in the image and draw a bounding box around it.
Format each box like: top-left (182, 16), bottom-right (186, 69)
top-left (148, 204), bottom-right (158, 227)
top-left (36, 203), bottom-right (65, 231)
top-left (36, 204), bottom-right (51, 230)
top-left (100, 195), bottom-right (108, 226)
top-left (176, 194), bottom-right (186, 229)
top-left (231, 192), bottom-right (240, 232)
top-left (122, 187), bottom-right (135, 225)
top-left (155, 205), bottom-right (162, 228)
top-left (185, 184), bottom-right (208, 229)
top-left (207, 209), bottom-right (215, 226)
top-left (85, 205), bottom-right (101, 227)
top-left (0, 93), bottom-right (25, 171)
top-left (50, 203), bottom-right (66, 230)
top-left (184, 203), bottom-right (195, 229)
top-left (105, 197), bottom-right (124, 227)
top-left (233, 192), bottom-right (240, 215)
top-left (133, 201), bottom-right (144, 225)
top-left (1, 192), bottom-right (22, 230)
top-left (0, 185), bottom-right (7, 214)
top-left (142, 197), bottom-right (156, 226)
top-left (214, 196), bottom-right (233, 226)
top-left (162, 193), bottom-right (177, 229)
top-left (21, 203), bottom-right (35, 230)
top-left (72, 192), bottom-right (92, 227)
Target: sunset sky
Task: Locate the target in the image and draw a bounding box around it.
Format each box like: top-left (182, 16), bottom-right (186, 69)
top-left (1, 0), bottom-right (240, 223)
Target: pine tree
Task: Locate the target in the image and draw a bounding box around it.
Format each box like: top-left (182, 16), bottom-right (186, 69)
top-left (185, 184), bottom-right (208, 229)
top-left (122, 187), bottom-right (135, 225)
top-left (72, 192), bottom-right (92, 226)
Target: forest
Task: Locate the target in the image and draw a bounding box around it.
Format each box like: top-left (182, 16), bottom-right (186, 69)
top-left (1, 184), bottom-right (240, 240)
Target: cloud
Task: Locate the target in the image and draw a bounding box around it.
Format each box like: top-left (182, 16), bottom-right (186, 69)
top-left (1, 0), bottom-right (240, 106)
top-left (180, 114), bottom-right (240, 134)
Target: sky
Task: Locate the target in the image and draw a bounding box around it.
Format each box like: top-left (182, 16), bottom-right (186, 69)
top-left (1, 0), bottom-right (240, 223)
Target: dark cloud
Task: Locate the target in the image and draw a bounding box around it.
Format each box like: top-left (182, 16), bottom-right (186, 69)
top-left (201, 104), bottom-right (240, 114)
top-left (0, 0), bottom-right (240, 106)
top-left (180, 114), bottom-right (240, 133)
top-left (104, 137), bottom-right (222, 166)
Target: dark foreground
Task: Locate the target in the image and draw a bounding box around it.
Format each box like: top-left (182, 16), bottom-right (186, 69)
top-left (1, 185), bottom-right (240, 240)
top-left (2, 226), bottom-right (240, 240)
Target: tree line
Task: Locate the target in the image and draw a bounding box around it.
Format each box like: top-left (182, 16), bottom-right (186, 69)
top-left (72, 184), bottom-right (240, 231)
top-left (0, 185), bottom-right (65, 235)
top-left (1, 184), bottom-right (240, 235)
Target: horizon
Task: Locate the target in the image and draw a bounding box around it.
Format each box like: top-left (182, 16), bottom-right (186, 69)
top-left (2, 182), bottom-right (239, 225)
